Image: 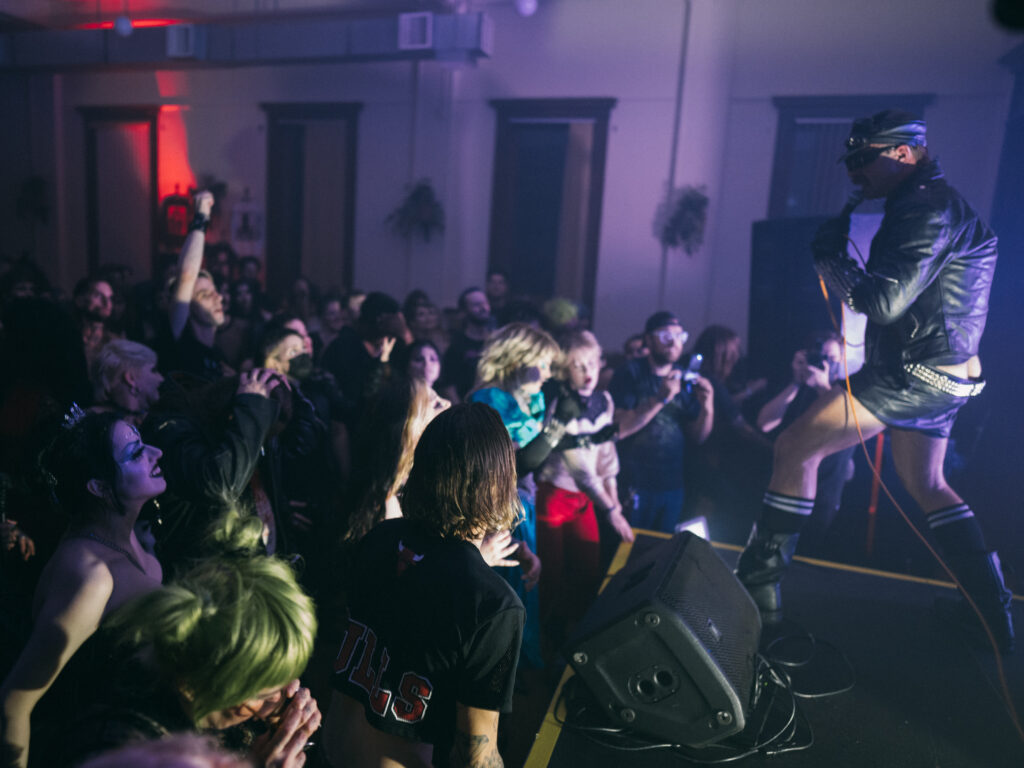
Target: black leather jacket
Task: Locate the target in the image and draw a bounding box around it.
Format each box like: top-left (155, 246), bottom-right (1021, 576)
top-left (849, 159), bottom-right (997, 373)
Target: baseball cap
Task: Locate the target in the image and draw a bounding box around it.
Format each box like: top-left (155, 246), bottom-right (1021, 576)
top-left (644, 311), bottom-right (682, 335)
top-left (838, 109), bottom-right (927, 165)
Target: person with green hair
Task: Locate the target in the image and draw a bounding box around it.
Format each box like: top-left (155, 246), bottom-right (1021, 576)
top-left (49, 532), bottom-right (320, 768)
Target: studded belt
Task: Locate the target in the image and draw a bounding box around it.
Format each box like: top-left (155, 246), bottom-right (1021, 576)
top-left (904, 363), bottom-right (986, 397)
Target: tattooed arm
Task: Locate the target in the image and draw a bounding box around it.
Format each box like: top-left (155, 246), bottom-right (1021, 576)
top-left (450, 704), bottom-right (503, 768)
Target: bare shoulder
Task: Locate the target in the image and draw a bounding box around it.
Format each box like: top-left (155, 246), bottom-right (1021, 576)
top-left (35, 541), bottom-right (116, 614)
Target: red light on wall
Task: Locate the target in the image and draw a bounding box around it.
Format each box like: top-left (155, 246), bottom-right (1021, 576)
top-left (157, 108), bottom-right (196, 200)
top-left (78, 18), bottom-right (182, 30)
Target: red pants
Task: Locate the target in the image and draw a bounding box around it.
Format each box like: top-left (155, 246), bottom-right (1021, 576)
top-left (536, 482), bottom-right (601, 641)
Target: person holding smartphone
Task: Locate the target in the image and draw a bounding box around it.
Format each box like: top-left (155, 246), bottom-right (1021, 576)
top-left (609, 311), bottom-right (714, 533)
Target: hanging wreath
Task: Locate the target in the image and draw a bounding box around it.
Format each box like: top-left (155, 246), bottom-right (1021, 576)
top-left (386, 179), bottom-right (445, 243)
top-left (653, 184), bottom-right (709, 255)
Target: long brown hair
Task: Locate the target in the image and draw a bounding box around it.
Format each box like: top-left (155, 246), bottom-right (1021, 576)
top-left (401, 403), bottom-right (521, 540)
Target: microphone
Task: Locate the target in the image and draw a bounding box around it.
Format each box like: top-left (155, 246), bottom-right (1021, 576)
top-left (839, 191), bottom-right (864, 219)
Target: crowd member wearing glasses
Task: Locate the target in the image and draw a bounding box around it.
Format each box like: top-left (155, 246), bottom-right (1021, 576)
top-left (609, 311), bottom-right (714, 534)
top-left (734, 110), bottom-right (1011, 652)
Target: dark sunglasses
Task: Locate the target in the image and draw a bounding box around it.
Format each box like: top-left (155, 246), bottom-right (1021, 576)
top-left (843, 144), bottom-right (893, 171)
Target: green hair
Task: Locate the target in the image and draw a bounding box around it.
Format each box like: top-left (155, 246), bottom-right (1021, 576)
top-left (107, 553), bottom-right (316, 725)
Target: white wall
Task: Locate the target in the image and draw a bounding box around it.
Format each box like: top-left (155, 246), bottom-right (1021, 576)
top-left (709, 0), bottom-right (1017, 344)
top-left (11, 0), bottom-right (1018, 352)
top-left (457, 0), bottom-right (731, 344)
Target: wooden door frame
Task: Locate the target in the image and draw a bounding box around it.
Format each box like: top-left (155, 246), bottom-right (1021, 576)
top-left (262, 102), bottom-right (363, 296)
top-left (488, 98), bottom-right (616, 315)
top-left (79, 105), bottom-right (159, 275)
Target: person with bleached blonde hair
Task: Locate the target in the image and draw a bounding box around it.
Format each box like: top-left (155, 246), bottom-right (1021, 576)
top-left (470, 322), bottom-right (584, 669)
top-left (90, 339), bottom-right (165, 423)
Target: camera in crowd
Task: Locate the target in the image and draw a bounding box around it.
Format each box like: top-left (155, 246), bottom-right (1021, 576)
top-left (804, 349), bottom-right (841, 382)
top-left (683, 353), bottom-right (703, 393)
top-left (805, 350), bottom-right (826, 369)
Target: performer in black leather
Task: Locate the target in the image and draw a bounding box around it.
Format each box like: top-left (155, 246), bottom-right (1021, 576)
top-left (735, 110), bottom-right (1013, 653)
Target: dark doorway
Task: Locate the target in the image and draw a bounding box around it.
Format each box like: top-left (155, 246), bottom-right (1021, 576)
top-left (80, 106), bottom-right (158, 278)
top-left (489, 98), bottom-right (615, 314)
top-left (263, 102), bottom-right (361, 302)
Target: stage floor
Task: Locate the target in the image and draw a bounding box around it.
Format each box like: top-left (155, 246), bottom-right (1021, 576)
top-left (524, 532), bottom-right (1024, 768)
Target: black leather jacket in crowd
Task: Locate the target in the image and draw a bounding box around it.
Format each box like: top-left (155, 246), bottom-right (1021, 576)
top-left (849, 159), bottom-right (998, 373)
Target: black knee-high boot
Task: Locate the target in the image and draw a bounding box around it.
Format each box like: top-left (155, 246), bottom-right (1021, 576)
top-left (735, 491), bottom-right (812, 624)
top-left (941, 551), bottom-right (1015, 654)
top-left (735, 523), bottom-right (801, 624)
top-left (927, 505), bottom-right (1015, 653)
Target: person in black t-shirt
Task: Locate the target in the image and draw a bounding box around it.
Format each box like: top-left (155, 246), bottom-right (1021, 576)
top-left (324, 403), bottom-right (524, 768)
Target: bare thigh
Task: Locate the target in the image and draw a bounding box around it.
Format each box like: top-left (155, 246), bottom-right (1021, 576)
top-left (770, 386), bottom-right (887, 498)
top-left (888, 428), bottom-right (961, 512)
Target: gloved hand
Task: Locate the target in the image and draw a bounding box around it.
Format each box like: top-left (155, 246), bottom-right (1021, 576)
top-left (555, 423), bottom-right (619, 452)
top-left (811, 215), bottom-right (852, 260)
top-left (552, 385), bottom-right (583, 423)
top-left (813, 248), bottom-right (867, 307)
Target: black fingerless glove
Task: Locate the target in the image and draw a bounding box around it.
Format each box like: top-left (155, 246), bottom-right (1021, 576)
top-left (813, 250), bottom-right (866, 309)
top-left (516, 430), bottom-right (559, 475)
top-left (552, 386), bottom-right (584, 423)
top-left (810, 215), bottom-right (851, 259)
top-left (811, 215), bottom-right (866, 307)
top-left (555, 423), bottom-right (619, 451)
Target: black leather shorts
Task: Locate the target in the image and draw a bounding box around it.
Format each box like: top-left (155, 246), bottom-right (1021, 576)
top-left (850, 365), bottom-right (968, 438)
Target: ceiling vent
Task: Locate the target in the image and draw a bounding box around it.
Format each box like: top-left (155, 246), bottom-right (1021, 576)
top-left (0, 12), bottom-right (490, 70)
top-left (166, 24), bottom-right (197, 58)
top-left (398, 12), bottom-right (433, 50)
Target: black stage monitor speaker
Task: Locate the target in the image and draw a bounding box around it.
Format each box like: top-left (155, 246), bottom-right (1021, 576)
top-left (566, 532), bottom-right (761, 748)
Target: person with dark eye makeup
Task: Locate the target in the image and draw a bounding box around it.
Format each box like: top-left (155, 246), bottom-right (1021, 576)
top-left (1, 410), bottom-right (165, 768)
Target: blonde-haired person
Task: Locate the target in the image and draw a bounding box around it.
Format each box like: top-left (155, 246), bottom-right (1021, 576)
top-left (536, 331), bottom-right (633, 650)
top-left (52, 536), bottom-right (319, 768)
top-left (469, 322), bottom-right (583, 669)
top-left (90, 339), bottom-right (165, 424)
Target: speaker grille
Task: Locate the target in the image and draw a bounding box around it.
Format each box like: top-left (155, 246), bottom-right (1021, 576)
top-left (656, 538), bottom-right (759, 716)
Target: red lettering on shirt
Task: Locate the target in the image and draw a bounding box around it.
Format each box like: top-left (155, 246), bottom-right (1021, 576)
top-left (367, 647), bottom-right (393, 717)
top-left (333, 618), bottom-right (368, 673)
top-left (349, 628), bottom-right (381, 694)
top-left (391, 671), bottom-right (433, 723)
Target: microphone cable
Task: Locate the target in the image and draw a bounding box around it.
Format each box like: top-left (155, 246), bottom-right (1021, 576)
top-left (817, 237), bottom-right (1024, 743)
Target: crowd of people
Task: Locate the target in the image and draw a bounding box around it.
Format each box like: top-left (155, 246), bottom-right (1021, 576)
top-left (0, 186), bottom-right (790, 767)
top-left (0, 107), bottom-right (1011, 767)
